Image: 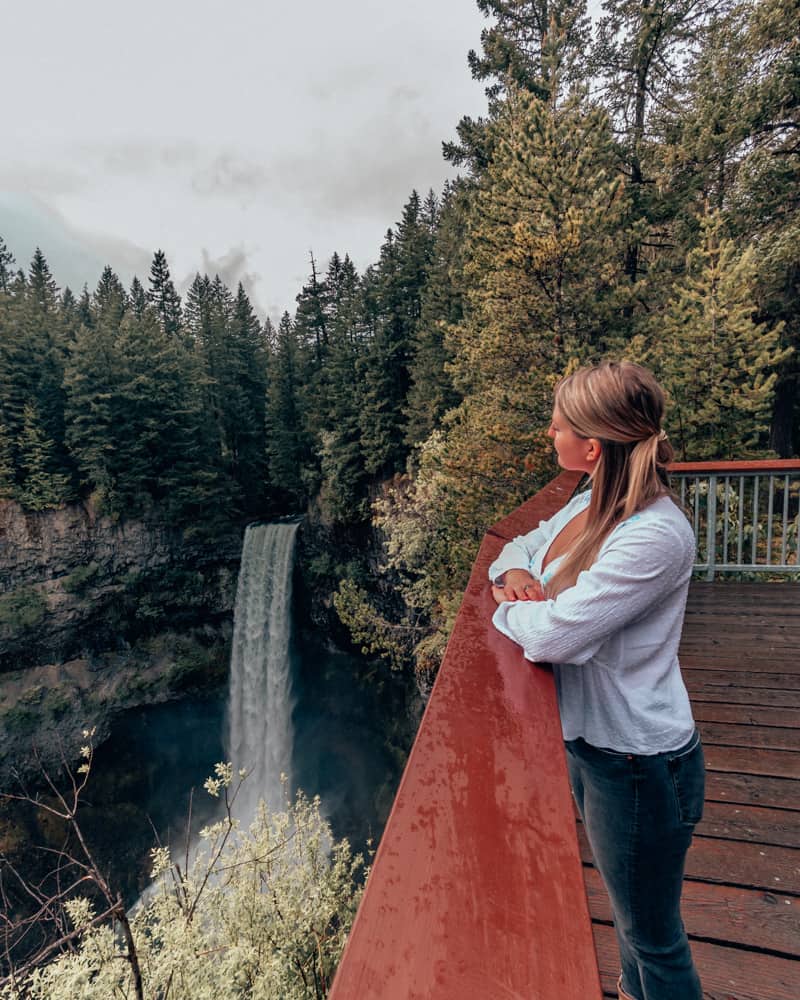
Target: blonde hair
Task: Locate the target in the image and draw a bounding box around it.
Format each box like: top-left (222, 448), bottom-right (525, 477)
top-left (547, 361), bottom-right (675, 597)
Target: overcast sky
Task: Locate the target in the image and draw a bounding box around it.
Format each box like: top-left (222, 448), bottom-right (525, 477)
top-left (0, 0), bottom-right (490, 321)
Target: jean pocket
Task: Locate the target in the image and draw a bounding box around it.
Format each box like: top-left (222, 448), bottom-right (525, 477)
top-left (668, 738), bottom-right (705, 826)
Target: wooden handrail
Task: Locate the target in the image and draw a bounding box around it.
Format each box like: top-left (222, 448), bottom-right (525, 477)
top-left (329, 469), bottom-right (601, 1000)
top-left (670, 459), bottom-right (800, 474)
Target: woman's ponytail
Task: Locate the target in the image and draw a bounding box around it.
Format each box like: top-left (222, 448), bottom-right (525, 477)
top-left (546, 362), bottom-right (677, 597)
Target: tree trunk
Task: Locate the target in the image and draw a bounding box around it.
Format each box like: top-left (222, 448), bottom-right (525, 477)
top-left (769, 371), bottom-right (798, 457)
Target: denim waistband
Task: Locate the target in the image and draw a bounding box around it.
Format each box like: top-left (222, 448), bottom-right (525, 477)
top-left (566, 727), bottom-right (700, 760)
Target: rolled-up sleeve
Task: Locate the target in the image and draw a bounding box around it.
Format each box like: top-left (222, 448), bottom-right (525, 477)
top-left (492, 517), bottom-right (694, 665)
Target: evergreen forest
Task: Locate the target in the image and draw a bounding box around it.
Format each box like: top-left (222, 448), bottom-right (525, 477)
top-left (1, 0), bottom-right (798, 688)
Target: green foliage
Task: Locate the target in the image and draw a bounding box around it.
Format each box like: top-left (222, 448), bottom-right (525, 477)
top-left (15, 404), bottom-right (72, 510)
top-left (6, 766), bottom-right (366, 1000)
top-left (451, 90), bottom-right (629, 399)
top-left (358, 191), bottom-right (437, 479)
top-left (404, 184), bottom-right (467, 449)
top-left (162, 633), bottom-right (228, 688)
top-left (62, 562), bottom-right (101, 595)
top-left (646, 214), bottom-right (791, 458)
top-left (0, 237), bottom-right (15, 293)
top-left (0, 586), bottom-right (47, 633)
top-left (147, 249), bottom-right (183, 339)
top-left (0, 0), bottom-right (797, 681)
top-left (333, 577), bottom-right (421, 674)
top-left (266, 312), bottom-right (307, 506)
top-left (0, 423), bottom-right (15, 499)
top-left (445, 0), bottom-right (592, 168)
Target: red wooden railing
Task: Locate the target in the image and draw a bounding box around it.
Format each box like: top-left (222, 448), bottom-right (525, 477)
top-left (329, 469), bottom-right (602, 1000)
top-left (670, 459), bottom-right (800, 474)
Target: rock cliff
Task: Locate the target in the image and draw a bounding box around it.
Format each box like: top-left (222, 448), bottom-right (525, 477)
top-left (0, 498), bottom-right (242, 782)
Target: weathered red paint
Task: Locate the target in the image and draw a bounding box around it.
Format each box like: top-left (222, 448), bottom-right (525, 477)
top-left (328, 470), bottom-right (601, 1000)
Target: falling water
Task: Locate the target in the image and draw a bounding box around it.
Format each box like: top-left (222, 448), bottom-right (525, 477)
top-left (226, 521), bottom-right (299, 823)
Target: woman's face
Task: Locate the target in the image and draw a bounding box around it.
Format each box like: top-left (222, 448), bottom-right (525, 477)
top-left (548, 406), bottom-right (601, 474)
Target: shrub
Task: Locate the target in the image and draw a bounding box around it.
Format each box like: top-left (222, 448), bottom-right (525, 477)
top-left (0, 587), bottom-right (47, 634)
top-left (62, 563), bottom-right (100, 595)
top-left (2, 764), bottom-right (366, 1000)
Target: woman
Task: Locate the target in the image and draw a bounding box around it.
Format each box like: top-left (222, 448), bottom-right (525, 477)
top-left (488, 361), bottom-right (704, 1000)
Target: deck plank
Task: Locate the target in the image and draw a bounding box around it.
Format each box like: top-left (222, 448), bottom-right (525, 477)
top-left (698, 721), bottom-right (800, 750)
top-left (698, 801), bottom-right (800, 849)
top-left (693, 702), bottom-right (800, 727)
top-left (684, 667), bottom-right (800, 690)
top-left (688, 686), bottom-right (800, 709)
top-left (681, 654), bottom-right (800, 672)
top-left (705, 772), bottom-right (800, 810)
top-left (593, 924), bottom-right (800, 1000)
top-left (703, 745), bottom-right (800, 779)
top-left (584, 867), bottom-right (800, 956)
top-left (577, 825), bottom-right (800, 895)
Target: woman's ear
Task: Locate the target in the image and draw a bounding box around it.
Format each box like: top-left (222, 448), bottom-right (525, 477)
top-left (586, 438), bottom-right (602, 466)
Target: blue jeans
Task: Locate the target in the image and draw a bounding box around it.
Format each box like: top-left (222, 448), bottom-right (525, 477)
top-left (565, 731), bottom-right (704, 1000)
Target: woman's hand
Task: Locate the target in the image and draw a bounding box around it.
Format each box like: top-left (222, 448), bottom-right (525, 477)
top-left (491, 569), bottom-right (544, 605)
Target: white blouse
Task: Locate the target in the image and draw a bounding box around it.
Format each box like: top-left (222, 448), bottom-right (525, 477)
top-left (488, 490), bottom-right (697, 754)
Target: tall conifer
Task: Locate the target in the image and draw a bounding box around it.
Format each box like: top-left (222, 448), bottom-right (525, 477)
top-left (16, 403), bottom-right (71, 510)
top-left (266, 312), bottom-right (306, 504)
top-left (649, 214), bottom-right (791, 459)
top-left (147, 250), bottom-right (183, 339)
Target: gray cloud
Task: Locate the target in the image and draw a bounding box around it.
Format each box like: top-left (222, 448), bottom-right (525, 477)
top-left (191, 155), bottom-right (271, 203)
top-left (99, 140), bottom-right (201, 175)
top-left (0, 162), bottom-right (90, 198)
top-left (179, 245), bottom-right (267, 317)
top-left (186, 94), bottom-right (449, 223)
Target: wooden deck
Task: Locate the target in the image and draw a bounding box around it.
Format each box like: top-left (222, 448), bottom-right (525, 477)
top-left (582, 582), bottom-right (800, 1000)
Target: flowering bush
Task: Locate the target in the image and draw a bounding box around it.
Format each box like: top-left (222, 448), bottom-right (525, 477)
top-left (2, 763), bottom-right (366, 1000)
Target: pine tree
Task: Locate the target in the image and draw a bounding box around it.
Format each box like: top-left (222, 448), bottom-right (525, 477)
top-left (184, 272), bottom-right (264, 513)
top-left (316, 254), bottom-right (371, 522)
top-left (77, 286), bottom-right (94, 328)
top-left (405, 182), bottom-right (468, 448)
top-left (0, 422), bottom-right (15, 499)
top-left (114, 310), bottom-right (208, 513)
top-left (93, 266), bottom-right (128, 328)
top-left (129, 276), bottom-right (149, 318)
top-left (10, 251), bottom-right (73, 484)
top-left (359, 192), bottom-right (437, 477)
top-left (293, 253), bottom-right (332, 480)
top-left (16, 403), bottom-right (71, 510)
top-left (365, 89), bottom-right (632, 677)
top-left (294, 251), bottom-right (329, 368)
top-left (147, 249), bottom-right (183, 339)
top-left (0, 236), bottom-right (15, 293)
top-left (649, 213), bottom-right (791, 459)
top-left (445, 0), bottom-right (591, 169)
top-left (723, 0), bottom-right (800, 454)
top-left (63, 306), bottom-right (119, 504)
top-left (184, 273), bottom-right (213, 345)
top-left (229, 283), bottom-right (270, 511)
top-left (450, 90), bottom-right (628, 400)
top-left (266, 312), bottom-right (306, 504)
top-left (592, 0), bottom-right (716, 287)
top-left (469, 0), bottom-right (590, 100)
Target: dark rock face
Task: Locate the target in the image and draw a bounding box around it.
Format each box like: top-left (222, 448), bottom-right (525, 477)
top-left (1, 498), bottom-right (176, 591)
top-left (0, 498), bottom-right (241, 670)
top-left (0, 498), bottom-right (242, 782)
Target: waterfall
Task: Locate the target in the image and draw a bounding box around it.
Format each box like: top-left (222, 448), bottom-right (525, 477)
top-left (227, 521), bottom-right (299, 824)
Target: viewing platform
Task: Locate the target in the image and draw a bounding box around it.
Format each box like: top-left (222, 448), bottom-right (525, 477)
top-left (330, 462), bottom-right (800, 1000)
top-left (588, 578), bottom-right (800, 998)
